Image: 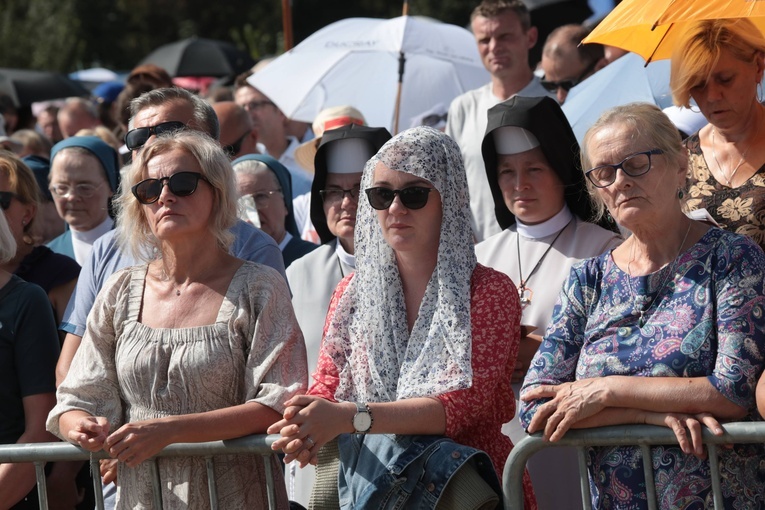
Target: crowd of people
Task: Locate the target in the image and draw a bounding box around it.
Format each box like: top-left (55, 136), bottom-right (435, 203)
top-left (2, 0), bottom-right (765, 509)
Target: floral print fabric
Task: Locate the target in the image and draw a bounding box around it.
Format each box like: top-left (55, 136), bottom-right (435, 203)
top-left (323, 126), bottom-right (477, 402)
top-left (685, 133), bottom-right (765, 250)
top-left (520, 228), bottom-right (765, 509)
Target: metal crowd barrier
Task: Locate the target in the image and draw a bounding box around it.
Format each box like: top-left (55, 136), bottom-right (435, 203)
top-left (503, 422), bottom-right (765, 510)
top-left (0, 434), bottom-right (281, 510)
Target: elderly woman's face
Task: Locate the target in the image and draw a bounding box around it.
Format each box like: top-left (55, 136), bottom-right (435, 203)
top-left (496, 147), bottom-right (566, 225)
top-left (141, 148), bottom-right (214, 242)
top-left (49, 151), bottom-right (113, 232)
top-left (371, 162), bottom-right (442, 257)
top-left (236, 169), bottom-right (288, 243)
top-left (690, 47), bottom-right (764, 130)
top-left (586, 123), bottom-right (683, 228)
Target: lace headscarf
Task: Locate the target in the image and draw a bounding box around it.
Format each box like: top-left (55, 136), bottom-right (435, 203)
top-left (324, 126), bottom-right (477, 402)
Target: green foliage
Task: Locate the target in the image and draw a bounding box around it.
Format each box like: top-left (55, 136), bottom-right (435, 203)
top-left (0, 0), bottom-right (478, 72)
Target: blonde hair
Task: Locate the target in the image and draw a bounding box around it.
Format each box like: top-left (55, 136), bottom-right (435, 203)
top-left (671, 19), bottom-right (765, 107)
top-left (0, 208), bottom-right (16, 263)
top-left (0, 152), bottom-right (41, 242)
top-left (115, 130), bottom-right (237, 261)
top-left (581, 102), bottom-right (686, 220)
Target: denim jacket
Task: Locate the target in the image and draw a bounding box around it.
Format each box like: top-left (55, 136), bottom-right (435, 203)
top-left (338, 433), bottom-right (502, 509)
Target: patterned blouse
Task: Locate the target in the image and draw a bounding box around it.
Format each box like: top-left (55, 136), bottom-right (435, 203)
top-left (520, 228), bottom-right (765, 509)
top-left (685, 133), bottom-right (765, 250)
top-left (310, 264), bottom-right (538, 510)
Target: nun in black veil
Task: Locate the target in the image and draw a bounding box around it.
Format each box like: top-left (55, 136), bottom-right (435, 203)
top-left (475, 95), bottom-right (621, 510)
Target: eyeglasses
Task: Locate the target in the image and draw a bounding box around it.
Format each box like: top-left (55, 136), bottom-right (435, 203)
top-left (540, 59), bottom-right (599, 93)
top-left (365, 186), bottom-right (435, 210)
top-left (319, 186), bottom-right (360, 204)
top-left (124, 121), bottom-right (186, 151)
top-left (585, 149), bottom-right (664, 188)
top-left (49, 182), bottom-right (104, 199)
top-left (242, 100), bottom-right (275, 112)
top-left (132, 171), bottom-right (208, 204)
top-left (223, 132), bottom-right (249, 157)
top-left (249, 190), bottom-right (282, 209)
top-left (0, 191), bottom-right (17, 210)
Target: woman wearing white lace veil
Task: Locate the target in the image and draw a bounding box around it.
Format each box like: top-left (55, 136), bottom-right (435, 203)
top-left (270, 126), bottom-right (537, 509)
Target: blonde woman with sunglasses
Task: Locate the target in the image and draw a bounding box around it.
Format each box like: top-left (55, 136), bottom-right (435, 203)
top-left (48, 130), bottom-right (307, 509)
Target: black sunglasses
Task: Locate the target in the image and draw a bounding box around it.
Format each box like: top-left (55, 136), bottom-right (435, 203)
top-left (0, 191), bottom-right (16, 210)
top-left (540, 59), bottom-right (599, 93)
top-left (365, 186), bottom-right (434, 210)
top-left (131, 172), bottom-right (209, 205)
top-left (223, 132), bottom-right (250, 157)
top-left (124, 121), bottom-right (186, 151)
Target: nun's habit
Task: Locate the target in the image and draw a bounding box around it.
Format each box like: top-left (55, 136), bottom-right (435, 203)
top-left (46, 136), bottom-right (121, 265)
top-left (475, 96), bottom-right (621, 510)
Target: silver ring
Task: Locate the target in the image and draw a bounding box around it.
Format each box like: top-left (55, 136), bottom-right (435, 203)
top-left (304, 435), bottom-right (314, 447)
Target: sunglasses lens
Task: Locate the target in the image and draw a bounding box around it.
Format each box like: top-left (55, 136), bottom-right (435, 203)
top-left (169, 173), bottom-right (200, 196)
top-left (366, 188), bottom-right (395, 210)
top-left (154, 121), bottom-right (185, 137)
top-left (0, 192), bottom-right (12, 210)
top-left (125, 128), bottom-right (150, 151)
top-left (399, 187), bottom-right (430, 209)
top-left (132, 179), bottom-right (162, 204)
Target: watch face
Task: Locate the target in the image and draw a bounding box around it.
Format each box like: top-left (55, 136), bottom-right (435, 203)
top-left (353, 411), bottom-right (372, 432)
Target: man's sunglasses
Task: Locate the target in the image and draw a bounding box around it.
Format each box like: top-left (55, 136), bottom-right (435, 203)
top-left (131, 171), bottom-right (208, 205)
top-left (0, 191), bottom-right (17, 210)
top-left (365, 186), bottom-right (434, 210)
top-left (540, 59), bottom-right (599, 93)
top-left (223, 131), bottom-right (248, 157)
top-left (124, 121), bottom-right (186, 151)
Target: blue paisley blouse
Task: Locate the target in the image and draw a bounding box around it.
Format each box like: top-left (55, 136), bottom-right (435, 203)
top-left (520, 228), bottom-right (765, 509)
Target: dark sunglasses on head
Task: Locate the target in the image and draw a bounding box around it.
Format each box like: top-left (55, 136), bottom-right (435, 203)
top-left (0, 191), bottom-right (16, 210)
top-left (124, 121), bottom-right (186, 151)
top-left (540, 58), bottom-right (599, 93)
top-left (365, 186), bottom-right (434, 210)
top-left (131, 171), bottom-right (208, 205)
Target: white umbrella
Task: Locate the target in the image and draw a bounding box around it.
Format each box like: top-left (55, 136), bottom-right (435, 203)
top-left (562, 52), bottom-right (674, 143)
top-left (248, 16), bottom-right (490, 133)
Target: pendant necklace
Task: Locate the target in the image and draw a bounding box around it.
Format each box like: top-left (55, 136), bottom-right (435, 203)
top-left (627, 221), bottom-right (691, 328)
top-left (711, 128), bottom-right (750, 187)
top-left (516, 219), bottom-right (573, 308)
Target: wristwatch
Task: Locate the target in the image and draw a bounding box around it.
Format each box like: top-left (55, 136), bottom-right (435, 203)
top-left (352, 402), bottom-right (373, 434)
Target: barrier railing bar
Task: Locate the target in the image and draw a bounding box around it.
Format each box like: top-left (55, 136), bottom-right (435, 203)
top-left (708, 444), bottom-right (723, 510)
top-left (639, 444), bottom-right (657, 510)
top-left (35, 462), bottom-right (48, 510)
top-left (91, 457), bottom-right (105, 510)
top-left (576, 447), bottom-right (592, 510)
top-left (503, 423), bottom-right (765, 510)
top-left (0, 434), bottom-right (281, 510)
top-left (150, 459), bottom-right (163, 509)
top-left (206, 456), bottom-right (218, 510)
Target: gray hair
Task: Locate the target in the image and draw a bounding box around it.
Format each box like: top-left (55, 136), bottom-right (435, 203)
top-left (128, 87), bottom-right (220, 141)
top-left (116, 130), bottom-right (237, 261)
top-left (581, 102), bottom-right (686, 220)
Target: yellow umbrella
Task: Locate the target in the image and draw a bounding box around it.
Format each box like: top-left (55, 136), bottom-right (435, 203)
top-left (583, 0), bottom-right (765, 63)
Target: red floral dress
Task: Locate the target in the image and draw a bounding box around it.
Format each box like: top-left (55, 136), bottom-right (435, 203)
top-left (309, 264), bottom-right (538, 510)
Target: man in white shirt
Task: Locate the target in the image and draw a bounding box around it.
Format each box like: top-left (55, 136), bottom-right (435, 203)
top-left (233, 72), bottom-right (312, 197)
top-left (446, 0), bottom-right (554, 241)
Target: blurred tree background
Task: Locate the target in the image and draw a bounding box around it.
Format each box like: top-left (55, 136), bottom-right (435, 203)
top-left (0, 0), bottom-right (476, 72)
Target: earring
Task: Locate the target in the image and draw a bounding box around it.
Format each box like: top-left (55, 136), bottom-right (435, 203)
top-left (758, 82), bottom-right (764, 104)
top-left (21, 219), bottom-right (26, 226)
top-left (677, 188), bottom-right (685, 200)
